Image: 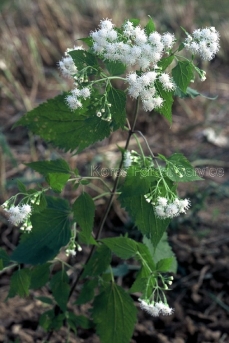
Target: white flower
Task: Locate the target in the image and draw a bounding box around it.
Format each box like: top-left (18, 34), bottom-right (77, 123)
top-left (155, 302), bottom-right (174, 315)
top-left (139, 299), bottom-right (174, 317)
top-left (20, 204), bottom-right (32, 216)
top-left (178, 198), bottom-right (191, 213)
top-left (184, 27), bottom-right (220, 61)
top-left (139, 299), bottom-right (160, 317)
top-left (155, 205), bottom-right (166, 218)
top-left (65, 95), bottom-right (82, 111)
top-left (152, 97), bottom-right (163, 108)
top-left (79, 87), bottom-right (91, 99)
top-left (100, 18), bottom-right (114, 30)
top-left (157, 197), bottom-right (168, 206)
top-left (158, 73), bottom-right (176, 91)
top-left (165, 203), bottom-right (179, 217)
top-left (58, 56), bottom-right (77, 77)
top-left (7, 205), bottom-right (32, 226)
top-left (161, 33), bottom-right (175, 49)
top-left (149, 32), bottom-right (162, 45)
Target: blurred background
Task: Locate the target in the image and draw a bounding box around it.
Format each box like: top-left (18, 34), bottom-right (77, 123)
top-left (0, 1), bottom-right (229, 342)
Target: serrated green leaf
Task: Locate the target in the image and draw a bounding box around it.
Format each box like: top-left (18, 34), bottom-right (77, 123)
top-left (0, 248), bottom-right (10, 268)
top-left (145, 18), bottom-right (155, 35)
top-left (107, 87), bottom-right (126, 130)
top-left (165, 153), bottom-right (203, 182)
top-left (50, 270), bottom-right (70, 312)
top-left (27, 158), bottom-right (71, 192)
top-left (27, 159), bottom-right (70, 175)
top-left (156, 257), bottom-right (174, 272)
top-left (39, 309), bottom-right (65, 332)
top-left (105, 60), bottom-right (126, 76)
top-left (30, 264), bottom-right (50, 289)
top-left (76, 279), bottom-right (97, 305)
top-left (102, 237), bottom-right (137, 259)
top-left (155, 81), bottom-right (174, 123)
top-left (172, 61), bottom-right (194, 93)
top-left (119, 194), bottom-right (170, 248)
top-left (69, 50), bottom-right (98, 71)
top-left (11, 196), bottom-right (71, 265)
top-left (82, 244), bottom-right (112, 278)
top-left (8, 269), bottom-right (31, 298)
top-left (143, 233), bottom-right (177, 273)
top-left (92, 283), bottom-right (137, 343)
top-left (158, 55), bottom-right (174, 71)
top-left (15, 94), bottom-right (111, 153)
top-left (73, 193), bottom-right (95, 244)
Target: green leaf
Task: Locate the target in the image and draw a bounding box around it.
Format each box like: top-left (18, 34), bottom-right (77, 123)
top-left (73, 193), bottom-right (95, 244)
top-left (17, 180), bottom-right (27, 193)
top-left (164, 152), bottom-right (203, 182)
top-left (11, 196), bottom-right (71, 265)
top-left (27, 159), bottom-right (71, 192)
top-left (69, 50), bottom-right (98, 71)
top-left (172, 61), bottom-right (194, 93)
top-left (128, 18), bottom-right (140, 27)
top-left (145, 17), bottom-right (155, 35)
top-left (119, 165), bottom-right (154, 198)
top-left (76, 279), bottom-right (98, 305)
top-left (155, 80), bottom-right (174, 123)
top-left (102, 237), bottom-right (137, 259)
top-left (175, 86), bottom-right (218, 100)
top-left (82, 244), bottom-right (112, 278)
top-left (105, 60), bottom-right (126, 76)
top-left (15, 94), bottom-right (111, 153)
top-left (156, 257), bottom-right (174, 272)
top-left (143, 233), bottom-right (177, 273)
top-left (158, 55), bottom-right (174, 71)
top-left (119, 194), bottom-right (170, 248)
top-left (30, 264), bottom-right (50, 289)
top-left (0, 248), bottom-right (10, 268)
top-left (39, 309), bottom-right (65, 332)
top-left (8, 269), bottom-right (31, 298)
top-left (78, 37), bottom-right (93, 47)
top-left (67, 312), bottom-right (93, 330)
top-left (36, 296), bottom-right (53, 305)
top-left (50, 270), bottom-right (70, 312)
top-left (92, 283), bottom-right (137, 343)
top-left (107, 87), bottom-right (126, 130)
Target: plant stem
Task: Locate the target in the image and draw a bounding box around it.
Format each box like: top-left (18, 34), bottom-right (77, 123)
top-left (45, 97), bottom-right (140, 342)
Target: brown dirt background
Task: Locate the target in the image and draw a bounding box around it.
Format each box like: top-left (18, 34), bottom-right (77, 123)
top-left (0, 1), bottom-right (229, 342)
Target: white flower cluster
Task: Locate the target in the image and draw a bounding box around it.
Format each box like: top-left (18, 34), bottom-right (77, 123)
top-left (184, 27), bottom-right (220, 61)
top-left (65, 87), bottom-right (91, 111)
top-left (153, 196), bottom-right (191, 219)
top-left (58, 46), bottom-right (84, 78)
top-left (6, 204), bottom-right (32, 226)
top-left (91, 19), bottom-right (176, 70)
top-left (127, 71), bottom-right (175, 111)
top-left (139, 299), bottom-right (174, 317)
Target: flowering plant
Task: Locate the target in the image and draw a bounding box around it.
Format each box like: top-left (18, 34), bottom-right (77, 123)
top-left (1, 17), bottom-right (219, 342)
